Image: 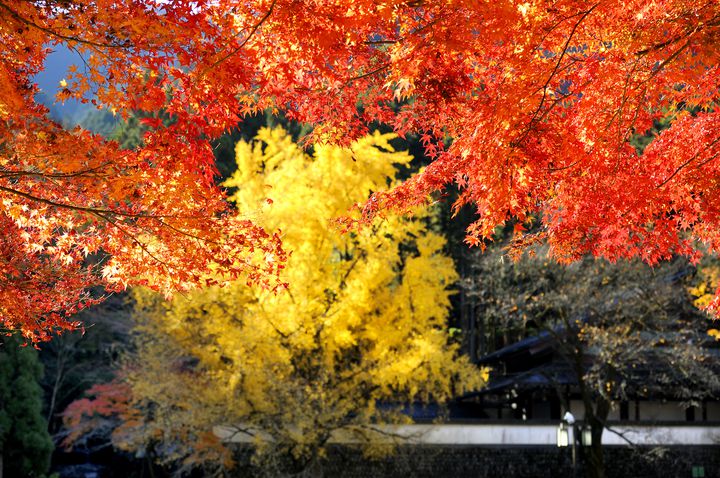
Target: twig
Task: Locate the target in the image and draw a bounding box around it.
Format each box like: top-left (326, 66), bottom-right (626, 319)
top-left (0, 1), bottom-right (127, 50)
top-left (201, 0), bottom-right (277, 75)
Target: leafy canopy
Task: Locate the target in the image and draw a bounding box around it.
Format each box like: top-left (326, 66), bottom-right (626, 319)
top-left (5, 0), bottom-right (720, 340)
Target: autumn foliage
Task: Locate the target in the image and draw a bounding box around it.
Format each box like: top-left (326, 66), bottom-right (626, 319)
top-left (4, 0), bottom-right (720, 340)
top-left (1, 0), bottom-right (289, 340)
top-left (60, 381), bottom-right (134, 449)
top-left (62, 129), bottom-right (484, 472)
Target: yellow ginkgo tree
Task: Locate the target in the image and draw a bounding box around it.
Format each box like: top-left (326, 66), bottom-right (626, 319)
top-left (124, 128), bottom-right (485, 473)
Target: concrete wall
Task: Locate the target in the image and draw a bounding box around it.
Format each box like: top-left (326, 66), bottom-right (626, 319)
top-left (388, 424), bottom-right (720, 446)
top-left (218, 423), bottom-right (720, 446)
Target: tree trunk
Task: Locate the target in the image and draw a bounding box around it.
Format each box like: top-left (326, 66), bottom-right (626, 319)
top-left (46, 348), bottom-right (66, 430)
top-left (584, 399), bottom-right (611, 478)
top-left (586, 428), bottom-right (605, 478)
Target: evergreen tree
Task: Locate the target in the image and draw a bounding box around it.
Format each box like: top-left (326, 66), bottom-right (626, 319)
top-left (0, 335), bottom-right (53, 478)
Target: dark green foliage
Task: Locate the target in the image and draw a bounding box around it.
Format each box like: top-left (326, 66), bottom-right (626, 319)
top-left (629, 115), bottom-right (674, 154)
top-left (76, 109), bottom-right (122, 137)
top-left (109, 111), bottom-right (170, 150)
top-left (212, 111), bottom-right (312, 181)
top-left (107, 109), bottom-right (311, 182)
top-left (0, 335), bottom-right (53, 477)
top-left (110, 114), bottom-right (145, 150)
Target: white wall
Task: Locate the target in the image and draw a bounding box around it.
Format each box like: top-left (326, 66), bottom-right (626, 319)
top-left (216, 423), bottom-right (720, 446)
top-left (389, 424), bottom-right (720, 446)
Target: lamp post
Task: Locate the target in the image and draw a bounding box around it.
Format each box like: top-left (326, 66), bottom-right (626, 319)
top-left (557, 411), bottom-right (577, 477)
top-left (557, 422), bottom-right (569, 447)
top-left (581, 426), bottom-right (592, 447)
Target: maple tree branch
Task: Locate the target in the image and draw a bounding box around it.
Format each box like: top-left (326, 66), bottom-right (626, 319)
top-left (153, 216), bottom-right (224, 247)
top-left (546, 157), bottom-right (583, 173)
top-left (635, 36), bottom-right (686, 56)
top-left (607, 57), bottom-right (644, 152)
top-left (363, 10), bottom-right (441, 47)
top-left (656, 135), bottom-right (720, 189)
top-left (0, 184), bottom-right (117, 216)
top-left (536, 8), bottom-right (595, 52)
top-left (536, 4), bottom-right (599, 105)
top-left (607, 26), bottom-right (700, 150)
top-left (513, 3), bottom-right (599, 147)
top-left (609, 59), bottom-right (662, 155)
top-left (0, 184), bottom-right (203, 220)
top-left (202, 0), bottom-right (277, 74)
top-left (0, 1), bottom-right (127, 50)
top-left (364, 39), bottom-right (398, 45)
top-left (66, 42), bottom-right (91, 73)
top-left (345, 63), bottom-right (391, 85)
top-left (293, 62), bottom-right (391, 93)
top-left (0, 163), bottom-right (111, 180)
top-left (635, 12), bottom-right (720, 56)
top-left (90, 210), bottom-right (172, 274)
top-left (513, 79), bottom-right (591, 150)
top-left (646, 37), bottom-right (694, 84)
top-left (693, 151), bottom-right (720, 170)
